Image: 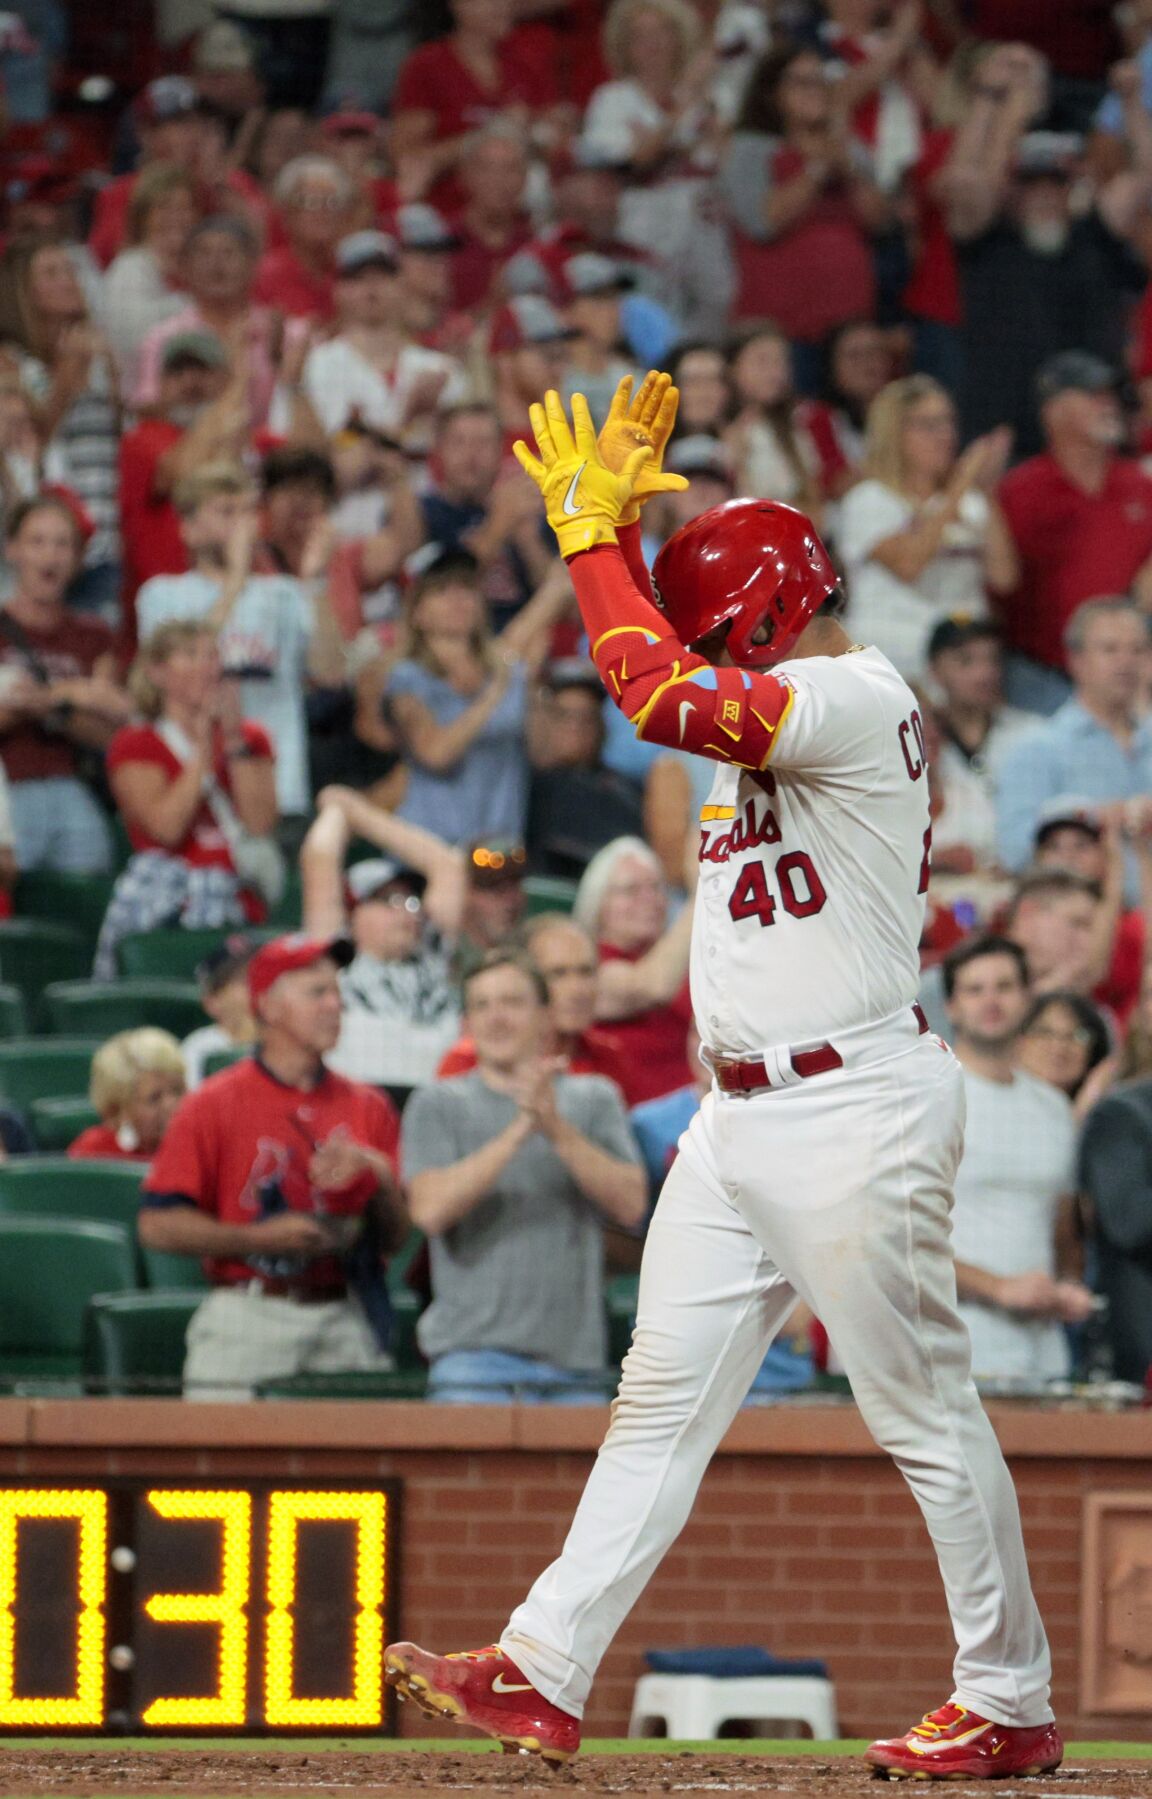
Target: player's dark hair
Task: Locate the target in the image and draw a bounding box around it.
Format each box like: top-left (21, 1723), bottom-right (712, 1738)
top-left (941, 934), bottom-right (1029, 1001)
top-left (817, 582), bottom-right (848, 621)
top-left (463, 949), bottom-right (549, 1009)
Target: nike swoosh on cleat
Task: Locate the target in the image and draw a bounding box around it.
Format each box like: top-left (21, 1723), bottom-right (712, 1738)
top-left (678, 699), bottom-right (694, 742)
top-left (491, 1674), bottom-right (535, 1694)
top-left (561, 466), bottom-right (586, 517)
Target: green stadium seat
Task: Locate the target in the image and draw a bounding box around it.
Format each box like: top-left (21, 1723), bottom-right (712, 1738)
top-left (0, 1039), bottom-right (101, 1118)
top-left (266, 868), bottom-right (303, 929)
top-left (202, 1046), bottom-right (251, 1079)
top-left (0, 1217), bottom-right (138, 1380)
top-left (83, 1290), bottom-right (202, 1396)
top-left (606, 1273), bottom-right (639, 1368)
top-left (27, 1096), bottom-right (99, 1152)
top-left (43, 979), bottom-right (208, 1040)
top-left (16, 872), bottom-right (117, 954)
top-left (0, 921), bottom-right (89, 1023)
top-left (117, 926), bottom-right (280, 980)
top-left (0, 984), bottom-right (27, 1038)
top-left (390, 1285), bottom-right (425, 1375)
top-left (523, 874), bottom-right (579, 917)
top-left (116, 928), bottom-right (239, 980)
top-left (255, 1369), bottom-right (428, 1400)
top-left (0, 1157), bottom-right (145, 1231)
top-left (139, 1245), bottom-right (210, 1291)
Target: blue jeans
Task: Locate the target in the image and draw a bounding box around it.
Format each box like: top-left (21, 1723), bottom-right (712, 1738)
top-left (744, 1339), bottom-right (815, 1403)
top-left (428, 1349), bottom-right (611, 1405)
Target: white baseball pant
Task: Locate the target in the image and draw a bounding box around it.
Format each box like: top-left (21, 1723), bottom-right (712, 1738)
top-left (502, 1015), bottom-right (1053, 1728)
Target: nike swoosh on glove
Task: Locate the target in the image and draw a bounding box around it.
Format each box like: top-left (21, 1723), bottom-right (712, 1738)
top-left (513, 389), bottom-right (659, 559)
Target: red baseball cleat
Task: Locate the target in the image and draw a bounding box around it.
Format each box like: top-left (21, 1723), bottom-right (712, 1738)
top-left (866, 1702), bottom-right (1063, 1779)
top-left (384, 1641), bottom-right (581, 1763)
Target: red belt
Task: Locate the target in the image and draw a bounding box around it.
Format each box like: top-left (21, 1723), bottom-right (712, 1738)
top-left (230, 1276), bottom-right (349, 1304)
top-left (713, 1004), bottom-right (930, 1097)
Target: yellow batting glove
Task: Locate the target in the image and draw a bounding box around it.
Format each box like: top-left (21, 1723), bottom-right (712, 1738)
top-left (512, 389), bottom-right (654, 559)
top-left (598, 370), bottom-right (688, 525)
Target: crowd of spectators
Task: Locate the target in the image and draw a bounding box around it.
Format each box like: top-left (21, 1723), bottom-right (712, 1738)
top-left (3, 0), bottom-right (1152, 1399)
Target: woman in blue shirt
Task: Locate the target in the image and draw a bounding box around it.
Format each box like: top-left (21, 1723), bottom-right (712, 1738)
top-left (386, 550), bottom-right (572, 846)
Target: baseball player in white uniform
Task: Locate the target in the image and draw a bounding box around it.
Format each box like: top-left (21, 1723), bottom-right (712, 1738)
top-left (385, 377), bottom-right (1062, 1780)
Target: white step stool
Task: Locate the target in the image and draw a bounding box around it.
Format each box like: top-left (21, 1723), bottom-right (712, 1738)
top-left (628, 1672), bottom-right (839, 1741)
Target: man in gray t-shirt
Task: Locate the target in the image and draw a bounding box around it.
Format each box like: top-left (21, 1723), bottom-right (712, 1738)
top-left (402, 951), bottom-right (646, 1402)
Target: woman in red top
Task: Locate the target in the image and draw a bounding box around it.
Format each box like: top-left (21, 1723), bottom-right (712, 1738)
top-left (69, 1027), bottom-right (186, 1161)
top-left (718, 44), bottom-right (889, 370)
top-left (93, 620), bottom-right (279, 978)
top-left (571, 835), bottom-right (694, 1104)
top-left (390, 0), bottom-right (565, 210)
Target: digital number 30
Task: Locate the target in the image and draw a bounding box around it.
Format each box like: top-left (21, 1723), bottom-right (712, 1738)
top-left (0, 1488), bottom-right (389, 1728)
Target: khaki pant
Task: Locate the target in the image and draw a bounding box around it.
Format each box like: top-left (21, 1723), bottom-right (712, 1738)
top-left (184, 1286), bottom-right (392, 1401)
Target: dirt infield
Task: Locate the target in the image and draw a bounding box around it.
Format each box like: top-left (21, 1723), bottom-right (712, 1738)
top-left (0, 1751), bottom-right (1149, 1799)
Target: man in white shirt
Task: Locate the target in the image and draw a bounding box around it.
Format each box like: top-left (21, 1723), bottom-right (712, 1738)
top-left (301, 230), bottom-right (469, 449)
top-left (944, 934), bottom-right (1095, 1384)
top-left (136, 462), bottom-right (346, 820)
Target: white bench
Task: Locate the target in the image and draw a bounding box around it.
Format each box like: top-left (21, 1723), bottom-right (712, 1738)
top-left (628, 1671), bottom-right (839, 1741)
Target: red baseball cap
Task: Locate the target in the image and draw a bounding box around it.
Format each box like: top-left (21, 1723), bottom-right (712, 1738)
top-left (248, 934), bottom-right (354, 1004)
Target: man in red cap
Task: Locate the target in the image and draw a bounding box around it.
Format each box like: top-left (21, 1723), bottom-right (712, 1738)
top-left (385, 377), bottom-right (1063, 1782)
top-left (138, 934), bottom-right (406, 1400)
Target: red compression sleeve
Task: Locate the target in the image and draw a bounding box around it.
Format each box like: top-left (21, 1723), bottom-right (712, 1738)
top-left (571, 545), bottom-right (794, 770)
top-left (615, 518), bottom-right (656, 602)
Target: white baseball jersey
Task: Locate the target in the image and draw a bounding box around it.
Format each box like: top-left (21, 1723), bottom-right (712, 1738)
top-left (692, 645), bottom-right (930, 1054)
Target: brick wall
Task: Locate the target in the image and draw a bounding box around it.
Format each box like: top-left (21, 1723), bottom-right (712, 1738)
top-left (3, 1399), bottom-right (1150, 1742)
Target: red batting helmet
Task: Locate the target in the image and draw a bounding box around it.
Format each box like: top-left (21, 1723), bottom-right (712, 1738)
top-left (651, 499), bottom-right (839, 668)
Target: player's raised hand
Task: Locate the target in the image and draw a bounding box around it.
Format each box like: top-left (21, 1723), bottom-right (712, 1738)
top-left (513, 389), bottom-right (656, 559)
top-left (598, 371), bottom-right (689, 523)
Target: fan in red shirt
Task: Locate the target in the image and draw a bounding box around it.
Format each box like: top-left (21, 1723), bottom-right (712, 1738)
top-left (448, 125), bottom-right (535, 313)
top-left (89, 77), bottom-right (265, 269)
top-left (570, 838), bottom-right (695, 1105)
top-left (391, 0), bottom-right (565, 212)
top-left (254, 154), bottom-right (353, 321)
top-left (317, 111), bottom-right (400, 235)
top-left (68, 1027), bottom-right (187, 1162)
top-left (107, 618), bottom-right (276, 883)
top-left (997, 353), bottom-right (1152, 679)
top-left (437, 914), bottom-right (631, 1093)
top-left (527, 140), bottom-right (659, 300)
top-left (139, 935), bottom-right (408, 1400)
top-left (94, 619), bottom-right (279, 980)
top-left (119, 330), bottom-right (245, 637)
top-left (721, 43), bottom-right (886, 343)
